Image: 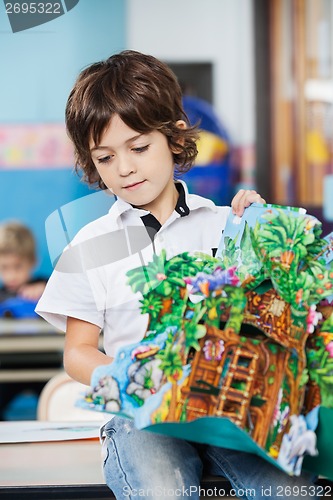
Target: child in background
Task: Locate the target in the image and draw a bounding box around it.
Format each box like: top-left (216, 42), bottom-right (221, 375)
top-left (0, 222), bottom-right (47, 420)
top-left (0, 221), bottom-right (46, 304)
top-left (36, 51), bottom-right (317, 499)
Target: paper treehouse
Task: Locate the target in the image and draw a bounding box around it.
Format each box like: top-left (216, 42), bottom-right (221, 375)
top-left (81, 203), bottom-right (333, 478)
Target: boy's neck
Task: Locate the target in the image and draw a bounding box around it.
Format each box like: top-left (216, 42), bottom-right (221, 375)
top-left (132, 182), bottom-right (179, 226)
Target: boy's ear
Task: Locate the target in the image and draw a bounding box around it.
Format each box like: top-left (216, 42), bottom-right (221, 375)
top-left (175, 120), bottom-right (187, 130)
top-left (170, 120), bottom-right (187, 153)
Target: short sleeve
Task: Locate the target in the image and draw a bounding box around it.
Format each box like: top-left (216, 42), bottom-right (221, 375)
top-left (35, 241), bottom-right (105, 332)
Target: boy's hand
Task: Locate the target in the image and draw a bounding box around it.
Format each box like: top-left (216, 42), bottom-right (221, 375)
top-left (18, 282), bottom-right (46, 301)
top-left (231, 189), bottom-right (266, 217)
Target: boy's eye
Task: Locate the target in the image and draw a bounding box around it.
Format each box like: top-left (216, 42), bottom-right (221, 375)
top-left (97, 155), bottom-right (113, 164)
top-left (132, 145), bottom-right (149, 153)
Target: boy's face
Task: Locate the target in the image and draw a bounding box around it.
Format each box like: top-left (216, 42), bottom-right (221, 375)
top-left (90, 115), bottom-right (178, 221)
top-left (0, 254), bottom-right (33, 292)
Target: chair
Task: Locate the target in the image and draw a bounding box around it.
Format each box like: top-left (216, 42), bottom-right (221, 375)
top-left (37, 370), bottom-right (105, 422)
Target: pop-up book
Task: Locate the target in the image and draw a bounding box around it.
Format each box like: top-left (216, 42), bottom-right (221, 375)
top-left (80, 203), bottom-right (333, 479)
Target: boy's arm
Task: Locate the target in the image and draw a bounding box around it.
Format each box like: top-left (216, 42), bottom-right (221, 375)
top-left (231, 189), bottom-right (266, 216)
top-left (64, 316), bottom-right (113, 386)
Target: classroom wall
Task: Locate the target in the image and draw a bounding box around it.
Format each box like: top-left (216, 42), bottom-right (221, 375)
top-left (0, 0), bottom-right (126, 122)
top-left (0, 0), bottom-right (256, 280)
top-left (126, 0), bottom-right (255, 147)
top-left (0, 0), bottom-right (126, 279)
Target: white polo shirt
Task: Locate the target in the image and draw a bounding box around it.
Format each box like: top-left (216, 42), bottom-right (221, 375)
top-left (36, 181), bottom-right (230, 357)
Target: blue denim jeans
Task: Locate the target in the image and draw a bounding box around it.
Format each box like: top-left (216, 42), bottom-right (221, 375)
top-left (101, 416), bottom-right (318, 499)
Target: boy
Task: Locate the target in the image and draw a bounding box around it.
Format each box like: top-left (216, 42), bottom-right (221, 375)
top-left (0, 222), bottom-right (46, 303)
top-left (37, 51), bottom-right (317, 499)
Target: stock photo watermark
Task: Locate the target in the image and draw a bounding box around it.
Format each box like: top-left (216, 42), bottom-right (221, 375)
top-left (122, 484), bottom-right (333, 498)
top-left (3, 0), bottom-right (80, 32)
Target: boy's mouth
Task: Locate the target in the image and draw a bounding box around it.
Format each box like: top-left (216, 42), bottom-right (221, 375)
top-left (123, 180), bottom-right (146, 191)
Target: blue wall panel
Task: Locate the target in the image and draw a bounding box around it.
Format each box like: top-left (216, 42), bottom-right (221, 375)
top-left (0, 169), bottom-right (98, 278)
top-left (0, 0), bottom-right (126, 122)
top-left (0, 0), bottom-right (126, 279)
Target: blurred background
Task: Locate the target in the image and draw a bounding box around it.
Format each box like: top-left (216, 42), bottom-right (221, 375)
top-left (0, 0), bottom-right (333, 420)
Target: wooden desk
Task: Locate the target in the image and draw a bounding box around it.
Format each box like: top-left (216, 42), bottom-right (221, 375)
top-left (0, 437), bottom-right (110, 499)
top-left (0, 439), bottom-right (104, 486)
top-left (0, 319), bottom-right (65, 383)
top-left (0, 421), bottom-right (107, 498)
top-left (0, 438), bottom-right (105, 486)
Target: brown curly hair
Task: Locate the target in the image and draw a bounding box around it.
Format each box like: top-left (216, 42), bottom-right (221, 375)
top-left (65, 50), bottom-right (199, 189)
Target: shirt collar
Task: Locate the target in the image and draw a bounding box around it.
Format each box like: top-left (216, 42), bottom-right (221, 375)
top-left (176, 180), bottom-right (218, 213)
top-left (110, 179), bottom-right (218, 219)
top-left (174, 181), bottom-right (190, 216)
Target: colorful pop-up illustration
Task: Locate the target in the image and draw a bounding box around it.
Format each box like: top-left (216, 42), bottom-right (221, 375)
top-left (304, 231), bottom-right (333, 410)
top-left (81, 203), bottom-right (333, 479)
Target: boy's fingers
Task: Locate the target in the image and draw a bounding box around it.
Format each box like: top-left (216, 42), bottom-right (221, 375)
top-left (231, 190), bottom-right (266, 216)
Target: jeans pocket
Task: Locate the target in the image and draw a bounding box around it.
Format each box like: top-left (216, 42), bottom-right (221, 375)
top-left (100, 420), bottom-right (114, 469)
top-left (101, 435), bottom-right (110, 468)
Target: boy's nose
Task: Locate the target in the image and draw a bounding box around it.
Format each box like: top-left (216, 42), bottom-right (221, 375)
top-left (118, 157), bottom-right (136, 176)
